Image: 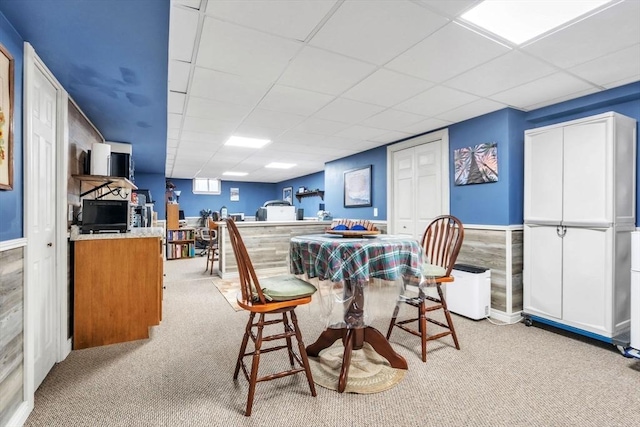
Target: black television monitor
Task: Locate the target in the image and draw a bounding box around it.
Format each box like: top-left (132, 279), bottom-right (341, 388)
top-left (81, 199), bottom-right (130, 233)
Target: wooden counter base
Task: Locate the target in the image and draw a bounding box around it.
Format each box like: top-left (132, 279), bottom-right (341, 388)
top-left (73, 236), bottom-right (163, 349)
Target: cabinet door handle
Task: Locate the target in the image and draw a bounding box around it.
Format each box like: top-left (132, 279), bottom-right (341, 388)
top-left (47, 242), bottom-right (53, 247)
top-left (556, 226), bottom-right (567, 238)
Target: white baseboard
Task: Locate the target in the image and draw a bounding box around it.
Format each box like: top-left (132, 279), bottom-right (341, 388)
top-left (6, 400), bottom-right (33, 427)
top-left (490, 309), bottom-right (523, 324)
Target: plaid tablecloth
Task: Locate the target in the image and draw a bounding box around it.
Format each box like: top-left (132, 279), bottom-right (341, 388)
top-left (290, 234), bottom-right (423, 284)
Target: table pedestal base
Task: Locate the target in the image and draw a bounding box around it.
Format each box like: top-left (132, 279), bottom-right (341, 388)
top-left (306, 326), bottom-right (408, 393)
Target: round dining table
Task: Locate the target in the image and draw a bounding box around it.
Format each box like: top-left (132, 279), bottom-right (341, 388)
top-left (289, 233), bottom-right (424, 393)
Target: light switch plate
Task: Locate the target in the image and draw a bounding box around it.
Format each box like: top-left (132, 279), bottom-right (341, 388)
top-left (373, 208), bottom-right (378, 217)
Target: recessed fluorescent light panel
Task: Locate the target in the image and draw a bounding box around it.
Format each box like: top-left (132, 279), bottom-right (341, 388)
top-left (461, 0), bottom-right (611, 45)
top-left (222, 171), bottom-right (248, 176)
top-left (225, 135), bottom-right (271, 148)
top-left (265, 162), bottom-right (296, 169)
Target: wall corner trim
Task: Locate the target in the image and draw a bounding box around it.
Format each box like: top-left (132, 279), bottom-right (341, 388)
top-left (0, 237), bottom-right (27, 251)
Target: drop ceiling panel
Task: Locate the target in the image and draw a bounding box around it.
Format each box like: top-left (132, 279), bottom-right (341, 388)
top-left (167, 128), bottom-right (180, 139)
top-left (185, 96), bottom-right (253, 122)
top-left (490, 72), bottom-right (597, 110)
top-left (368, 130), bottom-right (413, 143)
top-left (444, 51), bottom-right (557, 97)
top-left (309, 0), bottom-right (448, 65)
top-left (436, 98), bottom-right (506, 123)
top-left (292, 118), bottom-right (350, 135)
top-left (342, 68), bottom-right (435, 107)
top-left (522, 1), bottom-right (640, 69)
top-left (169, 6), bottom-right (199, 62)
top-left (257, 85), bottom-right (335, 115)
top-left (168, 113), bottom-right (182, 130)
top-left (232, 124), bottom-right (285, 140)
top-left (182, 115), bottom-right (238, 134)
top-left (418, 0), bottom-right (480, 18)
top-left (395, 85), bottom-right (479, 116)
top-left (403, 117), bottom-right (453, 134)
top-left (360, 108), bottom-right (429, 131)
top-left (242, 108), bottom-right (307, 130)
top-left (168, 91), bottom-right (186, 114)
top-left (313, 98), bottom-right (386, 124)
top-left (190, 67), bottom-right (271, 106)
top-left (196, 17), bottom-right (302, 81)
top-left (386, 22), bottom-right (510, 83)
top-left (568, 44), bottom-right (640, 87)
top-left (180, 130), bottom-right (227, 144)
top-left (334, 125), bottom-right (388, 140)
top-left (277, 46), bottom-right (377, 95)
top-left (277, 131), bottom-right (330, 145)
top-left (205, 0), bottom-right (338, 41)
top-left (169, 60), bottom-right (191, 93)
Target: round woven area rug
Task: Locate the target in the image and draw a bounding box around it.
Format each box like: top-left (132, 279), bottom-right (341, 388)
top-left (308, 342), bottom-right (406, 394)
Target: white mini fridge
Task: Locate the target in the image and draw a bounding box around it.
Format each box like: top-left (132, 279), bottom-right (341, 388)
top-left (448, 264), bottom-right (491, 320)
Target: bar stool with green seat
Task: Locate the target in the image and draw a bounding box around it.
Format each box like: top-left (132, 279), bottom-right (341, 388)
top-left (225, 218), bottom-right (317, 416)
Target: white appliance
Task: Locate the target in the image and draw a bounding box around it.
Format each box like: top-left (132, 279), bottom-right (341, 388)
top-left (264, 205), bottom-right (296, 221)
top-left (523, 112), bottom-right (636, 342)
top-left (631, 232), bottom-right (640, 350)
top-left (90, 142), bottom-right (111, 175)
top-left (448, 265), bottom-right (491, 320)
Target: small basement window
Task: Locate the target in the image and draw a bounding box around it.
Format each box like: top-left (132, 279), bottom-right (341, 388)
top-left (193, 178), bottom-right (221, 195)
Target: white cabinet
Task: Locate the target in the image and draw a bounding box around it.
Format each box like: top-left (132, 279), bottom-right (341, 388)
top-left (523, 112), bottom-right (636, 341)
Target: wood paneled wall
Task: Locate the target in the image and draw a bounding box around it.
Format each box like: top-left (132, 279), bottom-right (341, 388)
top-left (0, 247), bottom-right (24, 426)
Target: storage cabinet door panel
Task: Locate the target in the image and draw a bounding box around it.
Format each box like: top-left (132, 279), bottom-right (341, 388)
top-left (562, 120), bottom-right (611, 224)
top-left (524, 128), bottom-right (563, 222)
top-left (562, 227), bottom-right (610, 334)
top-left (524, 225), bottom-right (563, 319)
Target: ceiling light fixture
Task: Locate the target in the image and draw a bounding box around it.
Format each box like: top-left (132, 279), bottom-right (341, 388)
top-left (265, 162), bottom-right (296, 169)
top-left (461, 0), bottom-right (612, 45)
top-left (224, 135), bottom-right (271, 148)
top-left (222, 171), bottom-right (248, 176)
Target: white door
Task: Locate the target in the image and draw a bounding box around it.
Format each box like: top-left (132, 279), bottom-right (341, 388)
top-left (29, 63), bottom-right (58, 389)
top-left (523, 224), bottom-right (563, 319)
top-left (389, 130), bottom-right (449, 240)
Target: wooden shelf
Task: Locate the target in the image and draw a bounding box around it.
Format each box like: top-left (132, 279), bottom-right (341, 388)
top-left (295, 190), bottom-right (324, 202)
top-left (72, 174), bottom-right (137, 198)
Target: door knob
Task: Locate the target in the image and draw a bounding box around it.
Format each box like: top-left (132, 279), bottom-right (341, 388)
top-left (47, 242), bottom-right (53, 247)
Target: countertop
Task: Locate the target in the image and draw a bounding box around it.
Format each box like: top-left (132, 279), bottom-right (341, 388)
top-left (70, 225), bottom-right (164, 241)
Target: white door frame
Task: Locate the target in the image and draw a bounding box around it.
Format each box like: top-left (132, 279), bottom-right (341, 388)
top-left (23, 41), bottom-right (70, 412)
top-left (386, 128), bottom-right (450, 235)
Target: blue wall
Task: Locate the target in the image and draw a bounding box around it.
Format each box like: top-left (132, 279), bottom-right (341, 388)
top-left (168, 178), bottom-right (277, 220)
top-left (277, 171), bottom-right (324, 218)
top-left (0, 13), bottom-right (23, 241)
top-left (133, 172), bottom-right (166, 220)
top-left (323, 146), bottom-right (387, 220)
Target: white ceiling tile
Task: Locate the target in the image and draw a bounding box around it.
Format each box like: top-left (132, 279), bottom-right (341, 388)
top-left (167, 128), bottom-right (180, 139)
top-left (168, 91), bottom-right (186, 114)
top-left (174, 0), bottom-right (202, 10)
top-left (360, 109), bottom-right (429, 131)
top-left (242, 108), bottom-right (307, 130)
top-left (522, 0), bottom-right (640, 69)
top-left (292, 118), bottom-right (349, 135)
top-left (309, 0), bottom-right (448, 65)
top-left (603, 75), bottom-right (640, 90)
top-left (386, 22), bottom-right (510, 83)
top-left (342, 68), bottom-right (435, 107)
top-left (403, 117), bottom-right (452, 134)
top-left (180, 130), bottom-right (227, 144)
top-left (167, 113), bottom-right (182, 130)
top-left (313, 98), bottom-right (386, 124)
top-left (277, 46), bottom-right (377, 95)
top-left (490, 72), bottom-right (597, 110)
top-left (167, 138), bottom-right (179, 148)
top-left (196, 17), bottom-right (302, 81)
top-left (435, 98), bottom-right (507, 123)
top-left (169, 6), bottom-right (199, 62)
top-left (258, 85), bottom-right (335, 115)
top-left (524, 87), bottom-right (601, 111)
top-left (318, 135), bottom-right (362, 149)
top-left (568, 44), bottom-right (640, 88)
top-left (276, 131), bottom-right (334, 146)
top-left (190, 67), bottom-right (271, 106)
top-left (418, 0), bottom-right (480, 18)
top-left (334, 125), bottom-right (388, 140)
top-left (395, 85), bottom-right (479, 116)
top-left (169, 60), bottom-right (191, 93)
top-left (232, 124), bottom-right (285, 141)
top-left (205, 0), bottom-right (337, 41)
top-left (444, 51), bottom-right (557, 97)
top-left (368, 130), bottom-right (413, 144)
top-left (182, 115), bottom-right (237, 134)
top-left (185, 96), bottom-right (253, 122)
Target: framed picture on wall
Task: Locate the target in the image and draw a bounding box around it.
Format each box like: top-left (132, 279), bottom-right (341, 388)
top-left (283, 186), bottom-right (293, 204)
top-left (0, 43), bottom-right (15, 190)
top-left (344, 165), bottom-right (372, 208)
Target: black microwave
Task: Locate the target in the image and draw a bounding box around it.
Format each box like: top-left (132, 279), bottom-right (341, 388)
top-left (81, 199), bottom-right (130, 234)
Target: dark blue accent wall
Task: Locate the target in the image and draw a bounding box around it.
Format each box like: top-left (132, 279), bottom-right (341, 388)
top-left (323, 146), bottom-right (387, 220)
top-left (0, 13), bottom-right (23, 241)
top-left (168, 178), bottom-right (277, 220)
top-left (277, 171), bottom-right (324, 218)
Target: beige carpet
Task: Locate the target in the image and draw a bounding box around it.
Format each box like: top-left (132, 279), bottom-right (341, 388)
top-left (308, 342), bottom-right (405, 394)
